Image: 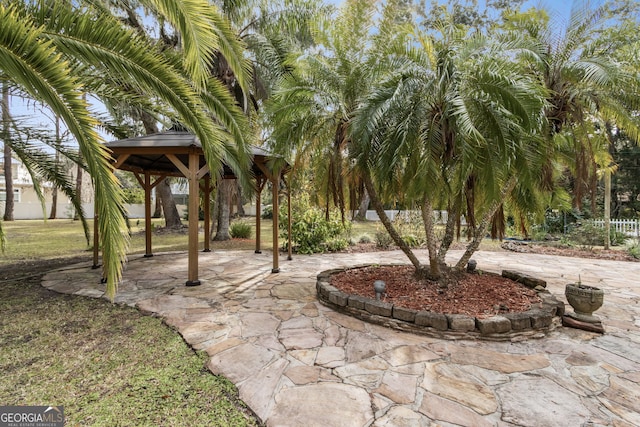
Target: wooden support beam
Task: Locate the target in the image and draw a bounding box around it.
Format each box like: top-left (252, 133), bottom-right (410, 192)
top-left (286, 179), bottom-right (292, 261)
top-left (144, 172), bottom-right (153, 257)
top-left (272, 174), bottom-right (280, 273)
top-left (197, 165), bottom-right (209, 180)
top-left (203, 175), bottom-right (211, 252)
top-left (255, 176), bottom-right (264, 254)
top-left (166, 153), bottom-right (190, 177)
top-left (112, 154), bottom-right (130, 170)
top-left (186, 152), bottom-right (201, 286)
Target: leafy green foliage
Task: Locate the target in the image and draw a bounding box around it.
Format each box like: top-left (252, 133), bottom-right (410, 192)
top-left (358, 234), bottom-right (372, 244)
top-left (566, 221), bottom-right (628, 247)
top-left (230, 221), bottom-right (252, 239)
top-left (325, 237), bottom-right (350, 252)
top-left (375, 230), bottom-right (393, 249)
top-left (278, 195), bottom-right (350, 254)
top-left (261, 205), bottom-right (273, 219)
top-left (627, 242), bottom-right (640, 259)
top-left (122, 188), bottom-right (145, 204)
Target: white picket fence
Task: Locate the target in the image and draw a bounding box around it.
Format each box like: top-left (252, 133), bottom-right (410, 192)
top-left (594, 219), bottom-right (640, 237)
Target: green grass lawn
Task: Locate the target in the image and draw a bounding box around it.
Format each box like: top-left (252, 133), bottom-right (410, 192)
top-left (0, 273), bottom-right (259, 426)
top-left (0, 218), bottom-right (279, 265)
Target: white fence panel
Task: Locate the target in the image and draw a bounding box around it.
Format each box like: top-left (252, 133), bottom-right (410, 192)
top-left (352, 210), bottom-right (460, 224)
top-left (594, 219), bottom-right (640, 237)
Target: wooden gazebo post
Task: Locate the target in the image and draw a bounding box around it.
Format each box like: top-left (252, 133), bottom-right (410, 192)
top-left (271, 172), bottom-right (280, 273)
top-left (202, 175), bottom-right (212, 252)
top-left (130, 171), bottom-right (166, 258)
top-left (255, 176), bottom-right (265, 254)
top-left (166, 151), bottom-right (206, 286)
top-left (286, 177), bottom-right (292, 261)
top-left (186, 152), bottom-right (200, 285)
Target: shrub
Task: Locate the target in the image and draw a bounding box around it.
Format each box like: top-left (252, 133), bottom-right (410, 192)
top-left (230, 221), bottom-right (252, 239)
top-left (402, 234), bottom-right (422, 247)
top-left (358, 234), bottom-right (372, 244)
top-left (391, 211), bottom-right (426, 243)
top-left (375, 230), bottom-right (393, 249)
top-left (566, 221), bottom-right (627, 247)
top-left (278, 195), bottom-right (350, 254)
top-left (627, 242), bottom-right (640, 259)
top-left (325, 237), bottom-right (349, 252)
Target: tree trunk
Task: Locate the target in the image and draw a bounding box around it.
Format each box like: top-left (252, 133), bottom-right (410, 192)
top-left (363, 172), bottom-right (424, 273)
top-left (236, 181), bottom-right (245, 216)
top-left (209, 183), bottom-right (218, 241)
top-left (214, 179), bottom-right (233, 240)
top-left (421, 197), bottom-right (441, 279)
top-left (355, 186), bottom-right (370, 221)
top-left (73, 150), bottom-right (83, 220)
top-left (437, 198), bottom-right (461, 265)
top-left (49, 116), bottom-right (61, 219)
top-left (455, 177), bottom-right (517, 270)
top-left (152, 194), bottom-right (162, 217)
top-left (2, 82), bottom-right (13, 221)
top-left (156, 178), bottom-right (182, 228)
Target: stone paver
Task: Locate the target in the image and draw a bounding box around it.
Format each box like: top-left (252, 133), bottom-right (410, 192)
top-left (42, 249), bottom-right (640, 426)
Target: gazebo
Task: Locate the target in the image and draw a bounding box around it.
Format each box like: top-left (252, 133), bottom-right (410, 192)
top-left (93, 130), bottom-right (291, 286)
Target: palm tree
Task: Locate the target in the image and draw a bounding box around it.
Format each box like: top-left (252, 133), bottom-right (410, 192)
top-left (0, 0), bottom-right (252, 298)
top-left (350, 23), bottom-right (547, 281)
top-left (506, 4), bottom-right (640, 210)
top-left (266, 0), bottom-right (415, 222)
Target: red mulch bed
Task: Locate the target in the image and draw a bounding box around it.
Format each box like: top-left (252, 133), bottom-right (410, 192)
top-left (330, 265), bottom-right (541, 319)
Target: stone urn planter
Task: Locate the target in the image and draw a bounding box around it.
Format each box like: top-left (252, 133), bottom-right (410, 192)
top-left (565, 283), bottom-right (604, 323)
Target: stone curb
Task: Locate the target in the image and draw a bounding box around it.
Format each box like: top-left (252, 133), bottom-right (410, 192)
top-left (316, 266), bottom-right (563, 341)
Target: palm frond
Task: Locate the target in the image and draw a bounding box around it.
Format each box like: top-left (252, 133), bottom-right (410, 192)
top-left (0, 3), bottom-right (129, 298)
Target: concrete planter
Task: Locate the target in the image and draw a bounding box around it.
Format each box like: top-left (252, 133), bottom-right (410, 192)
top-left (565, 283), bottom-right (604, 323)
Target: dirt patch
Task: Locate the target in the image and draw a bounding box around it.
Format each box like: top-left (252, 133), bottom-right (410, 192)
top-left (500, 241), bottom-right (638, 262)
top-left (331, 265), bottom-right (541, 319)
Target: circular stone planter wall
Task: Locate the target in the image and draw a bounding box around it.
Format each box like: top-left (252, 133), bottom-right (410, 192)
top-left (316, 267), bottom-right (565, 341)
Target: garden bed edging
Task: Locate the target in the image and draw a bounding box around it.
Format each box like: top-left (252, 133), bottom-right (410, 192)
top-left (317, 267), bottom-right (565, 341)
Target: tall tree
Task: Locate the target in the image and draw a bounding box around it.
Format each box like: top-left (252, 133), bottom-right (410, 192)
top-left (1, 0), bottom-right (252, 297)
top-left (267, 0), bottom-right (413, 221)
top-left (504, 4), bottom-right (640, 210)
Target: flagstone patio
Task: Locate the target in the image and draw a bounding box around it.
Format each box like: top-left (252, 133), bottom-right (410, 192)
top-left (42, 249), bottom-right (640, 426)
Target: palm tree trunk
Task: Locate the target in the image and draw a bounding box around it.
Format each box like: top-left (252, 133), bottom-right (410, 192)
top-left (455, 177), bottom-right (517, 270)
top-left (355, 186), bottom-right (370, 221)
top-left (421, 196), bottom-right (441, 279)
top-left (236, 181), bottom-right (245, 216)
top-left (436, 198), bottom-right (460, 265)
top-left (157, 178), bottom-right (182, 228)
top-left (152, 195), bottom-right (162, 217)
top-left (363, 171), bottom-right (424, 273)
top-left (214, 179), bottom-right (233, 240)
top-left (2, 82), bottom-right (13, 221)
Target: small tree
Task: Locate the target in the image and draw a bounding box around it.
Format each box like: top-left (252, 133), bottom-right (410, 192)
top-left (351, 24), bottom-right (547, 282)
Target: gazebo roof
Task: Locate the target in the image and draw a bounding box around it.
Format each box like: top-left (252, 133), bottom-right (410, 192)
top-left (105, 130), bottom-right (286, 179)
